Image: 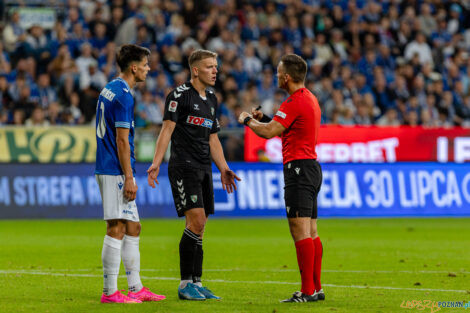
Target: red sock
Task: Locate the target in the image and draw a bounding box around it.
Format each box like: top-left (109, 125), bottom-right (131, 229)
top-left (313, 236), bottom-right (323, 291)
top-left (295, 238), bottom-right (315, 295)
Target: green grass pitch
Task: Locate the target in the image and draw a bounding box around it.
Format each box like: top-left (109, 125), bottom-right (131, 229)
top-left (1, 218), bottom-right (469, 313)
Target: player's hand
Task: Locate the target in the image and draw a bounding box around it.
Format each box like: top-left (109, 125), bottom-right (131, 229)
top-left (251, 107), bottom-right (263, 121)
top-left (221, 168), bottom-right (241, 193)
top-left (147, 163), bottom-right (160, 188)
top-left (238, 111), bottom-right (252, 125)
top-left (124, 177), bottom-right (137, 201)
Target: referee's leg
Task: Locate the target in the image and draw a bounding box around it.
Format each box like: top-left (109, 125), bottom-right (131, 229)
top-left (310, 218), bottom-right (324, 298)
top-left (288, 217), bottom-right (315, 296)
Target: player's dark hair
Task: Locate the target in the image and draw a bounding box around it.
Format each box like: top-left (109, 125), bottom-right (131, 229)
top-left (188, 49), bottom-right (217, 68)
top-left (116, 44), bottom-right (150, 72)
top-left (280, 54), bottom-right (307, 83)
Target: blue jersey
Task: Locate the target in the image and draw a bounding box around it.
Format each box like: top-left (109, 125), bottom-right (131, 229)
top-left (95, 77), bottom-right (135, 176)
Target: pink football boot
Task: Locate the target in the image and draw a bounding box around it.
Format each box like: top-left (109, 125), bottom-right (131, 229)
top-left (101, 290), bottom-right (142, 303)
top-left (128, 287), bottom-right (166, 301)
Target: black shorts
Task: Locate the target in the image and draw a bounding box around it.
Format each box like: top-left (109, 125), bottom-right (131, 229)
top-left (168, 166), bottom-right (214, 217)
top-left (283, 159), bottom-right (322, 219)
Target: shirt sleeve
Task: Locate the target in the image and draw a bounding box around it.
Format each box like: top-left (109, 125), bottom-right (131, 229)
top-left (272, 100), bottom-right (297, 129)
top-left (211, 100), bottom-right (220, 134)
top-left (114, 92), bottom-right (132, 128)
top-left (163, 89), bottom-right (184, 122)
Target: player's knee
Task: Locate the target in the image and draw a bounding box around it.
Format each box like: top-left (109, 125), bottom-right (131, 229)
top-left (310, 220), bottom-right (318, 238)
top-left (288, 220), bottom-right (310, 242)
top-left (310, 228), bottom-right (318, 239)
top-left (126, 222), bottom-right (141, 237)
top-left (290, 229), bottom-right (310, 242)
top-left (192, 223), bottom-right (205, 235)
top-left (106, 220), bottom-right (126, 239)
top-left (188, 219), bottom-right (205, 235)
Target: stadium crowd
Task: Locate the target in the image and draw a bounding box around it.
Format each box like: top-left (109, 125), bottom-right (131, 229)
top-left (1, 0), bottom-right (470, 135)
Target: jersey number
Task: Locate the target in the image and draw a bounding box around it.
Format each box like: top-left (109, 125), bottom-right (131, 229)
top-left (97, 101), bottom-right (106, 138)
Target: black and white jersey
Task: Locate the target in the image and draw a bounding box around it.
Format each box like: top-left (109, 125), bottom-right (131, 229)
top-left (163, 81), bottom-right (220, 169)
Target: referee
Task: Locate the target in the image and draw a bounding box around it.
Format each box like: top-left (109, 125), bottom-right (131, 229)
top-left (238, 54), bottom-right (324, 303)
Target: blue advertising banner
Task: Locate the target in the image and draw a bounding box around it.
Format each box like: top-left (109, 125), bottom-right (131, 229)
top-left (1, 163), bottom-right (470, 218)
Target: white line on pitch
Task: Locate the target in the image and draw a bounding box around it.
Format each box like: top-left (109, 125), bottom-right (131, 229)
top-left (15, 268), bottom-right (468, 275)
top-left (0, 270), bottom-right (467, 294)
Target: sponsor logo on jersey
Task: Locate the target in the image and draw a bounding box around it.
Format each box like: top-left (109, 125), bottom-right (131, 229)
top-left (169, 100), bottom-right (178, 112)
top-left (100, 87), bottom-right (116, 101)
top-left (211, 107), bottom-right (215, 115)
top-left (276, 111), bottom-right (287, 119)
top-left (194, 104), bottom-right (199, 110)
top-left (186, 115), bottom-right (213, 128)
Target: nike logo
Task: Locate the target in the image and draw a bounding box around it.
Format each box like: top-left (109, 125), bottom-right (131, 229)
top-left (123, 88), bottom-right (129, 93)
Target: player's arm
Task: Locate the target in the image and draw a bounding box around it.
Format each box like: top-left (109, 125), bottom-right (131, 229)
top-left (147, 120), bottom-right (176, 188)
top-left (148, 89), bottom-right (182, 187)
top-left (116, 127), bottom-right (137, 201)
top-left (238, 111), bottom-right (286, 139)
top-left (209, 133), bottom-right (241, 193)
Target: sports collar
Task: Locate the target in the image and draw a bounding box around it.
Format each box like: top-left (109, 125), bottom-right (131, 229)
top-left (187, 81), bottom-right (208, 100)
top-left (115, 77), bottom-right (131, 91)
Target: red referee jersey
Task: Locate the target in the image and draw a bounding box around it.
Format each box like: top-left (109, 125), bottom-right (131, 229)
top-left (272, 88), bottom-right (321, 164)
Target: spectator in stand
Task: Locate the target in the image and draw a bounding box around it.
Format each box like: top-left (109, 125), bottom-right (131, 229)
top-left (404, 32), bottom-right (433, 66)
top-left (48, 44), bottom-right (78, 85)
top-left (135, 90), bottom-right (163, 128)
top-left (11, 109), bottom-right (26, 125)
top-left (25, 107), bottom-right (50, 126)
top-left (14, 85), bottom-right (36, 119)
top-left (89, 22), bottom-right (109, 54)
top-left (32, 73), bottom-right (57, 109)
top-left (0, 75), bottom-right (12, 112)
top-left (354, 100), bottom-right (372, 125)
top-left (376, 107), bottom-right (400, 126)
top-left (76, 42), bottom-right (96, 78)
top-left (418, 3), bottom-right (437, 37)
top-left (2, 11), bottom-right (27, 59)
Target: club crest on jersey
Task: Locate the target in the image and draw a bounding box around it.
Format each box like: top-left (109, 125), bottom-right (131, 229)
top-left (186, 115), bottom-right (213, 128)
top-left (169, 100), bottom-right (178, 112)
top-left (276, 111), bottom-right (286, 119)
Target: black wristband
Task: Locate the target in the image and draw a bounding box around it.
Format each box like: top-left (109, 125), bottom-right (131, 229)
top-left (243, 116), bottom-right (252, 126)
top-left (260, 115), bottom-right (272, 123)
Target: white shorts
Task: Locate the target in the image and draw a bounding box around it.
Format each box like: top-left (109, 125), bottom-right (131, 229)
top-left (96, 174), bottom-right (140, 222)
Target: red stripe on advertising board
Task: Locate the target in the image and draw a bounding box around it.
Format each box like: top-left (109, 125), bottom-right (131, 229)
top-left (244, 125), bottom-right (470, 162)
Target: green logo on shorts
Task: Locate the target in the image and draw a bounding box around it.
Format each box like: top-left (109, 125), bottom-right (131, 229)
top-left (191, 195), bottom-right (198, 203)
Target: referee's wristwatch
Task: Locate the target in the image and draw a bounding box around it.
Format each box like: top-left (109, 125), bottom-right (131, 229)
top-left (243, 116), bottom-right (252, 126)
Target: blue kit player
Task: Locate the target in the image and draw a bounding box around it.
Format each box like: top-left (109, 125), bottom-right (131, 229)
top-left (95, 44), bottom-right (165, 304)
